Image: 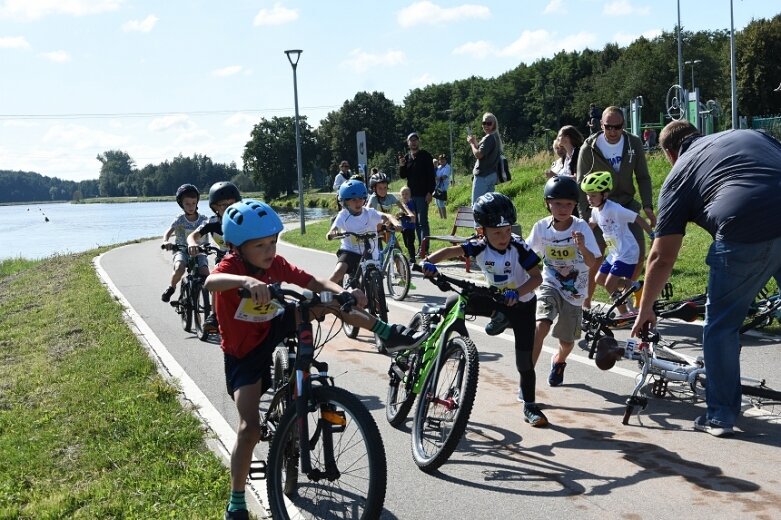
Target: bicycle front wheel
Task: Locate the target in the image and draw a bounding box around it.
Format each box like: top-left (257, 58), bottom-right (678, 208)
top-left (366, 269), bottom-right (389, 352)
top-left (193, 283), bottom-right (210, 340)
top-left (179, 280), bottom-right (192, 332)
top-left (411, 335), bottom-right (479, 473)
top-left (386, 313), bottom-right (428, 426)
top-left (341, 273), bottom-right (360, 339)
top-left (385, 248), bottom-right (411, 301)
top-left (266, 385), bottom-right (387, 520)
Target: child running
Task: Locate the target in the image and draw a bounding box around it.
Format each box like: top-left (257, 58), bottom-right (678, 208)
top-left (580, 171), bottom-right (653, 317)
top-left (326, 179), bottom-right (401, 284)
top-left (186, 181), bottom-right (241, 332)
top-left (421, 192), bottom-right (548, 427)
top-left (526, 177), bottom-right (600, 386)
top-left (161, 184), bottom-right (209, 302)
top-left (205, 199), bottom-right (423, 520)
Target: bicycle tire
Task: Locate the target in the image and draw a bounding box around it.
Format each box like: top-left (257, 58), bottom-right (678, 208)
top-left (179, 280), bottom-right (192, 332)
top-left (742, 382), bottom-right (781, 408)
top-left (386, 350), bottom-right (419, 427)
top-left (385, 248), bottom-right (411, 301)
top-left (193, 283), bottom-right (210, 340)
top-left (341, 273), bottom-right (360, 339)
top-left (272, 346), bottom-right (290, 392)
top-left (266, 385), bottom-right (387, 519)
top-left (740, 299), bottom-right (780, 334)
top-left (411, 335), bottom-right (479, 473)
top-left (367, 268), bottom-right (389, 352)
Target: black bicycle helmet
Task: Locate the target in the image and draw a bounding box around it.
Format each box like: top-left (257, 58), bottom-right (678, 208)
top-left (473, 192), bottom-right (516, 228)
top-left (369, 172), bottom-right (389, 191)
top-left (208, 181), bottom-right (241, 210)
top-left (175, 184), bottom-right (200, 208)
top-left (544, 176), bottom-right (580, 202)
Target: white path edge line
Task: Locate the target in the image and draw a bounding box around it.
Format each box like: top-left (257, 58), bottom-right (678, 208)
top-left (279, 235), bottom-right (640, 379)
top-left (93, 251), bottom-right (268, 515)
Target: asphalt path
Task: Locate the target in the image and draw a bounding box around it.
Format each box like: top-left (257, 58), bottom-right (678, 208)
top-left (97, 233), bottom-right (781, 519)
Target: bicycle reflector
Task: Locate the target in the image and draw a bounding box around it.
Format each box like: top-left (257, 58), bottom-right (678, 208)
top-left (322, 409), bottom-right (347, 427)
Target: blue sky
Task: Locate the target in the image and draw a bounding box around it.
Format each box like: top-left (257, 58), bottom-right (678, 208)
top-left (1, 0), bottom-right (778, 182)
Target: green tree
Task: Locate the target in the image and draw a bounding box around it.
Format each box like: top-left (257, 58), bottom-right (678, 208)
top-left (96, 150), bottom-right (135, 197)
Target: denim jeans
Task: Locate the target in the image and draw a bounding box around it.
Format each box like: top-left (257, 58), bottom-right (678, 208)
top-left (703, 237), bottom-right (781, 427)
top-left (471, 172), bottom-right (497, 204)
top-left (411, 195), bottom-right (430, 246)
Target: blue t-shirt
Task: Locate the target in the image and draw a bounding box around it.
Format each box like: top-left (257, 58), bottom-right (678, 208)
top-left (656, 130), bottom-right (781, 243)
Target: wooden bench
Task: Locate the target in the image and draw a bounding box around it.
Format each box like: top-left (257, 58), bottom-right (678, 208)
top-left (421, 206), bottom-right (478, 272)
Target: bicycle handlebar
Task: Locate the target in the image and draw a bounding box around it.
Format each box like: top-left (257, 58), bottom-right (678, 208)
top-left (237, 284), bottom-right (356, 313)
top-left (411, 263), bottom-right (504, 302)
top-left (328, 231), bottom-right (378, 241)
top-left (161, 243), bottom-right (222, 255)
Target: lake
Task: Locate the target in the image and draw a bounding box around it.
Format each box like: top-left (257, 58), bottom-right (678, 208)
top-left (0, 202), bottom-right (332, 261)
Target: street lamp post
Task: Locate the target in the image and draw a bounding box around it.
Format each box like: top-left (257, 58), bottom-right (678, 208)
top-left (684, 59), bottom-right (702, 93)
top-left (285, 49), bottom-right (305, 234)
top-left (444, 109), bottom-right (454, 183)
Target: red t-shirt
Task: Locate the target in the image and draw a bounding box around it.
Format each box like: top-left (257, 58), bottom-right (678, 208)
top-left (212, 252), bottom-right (314, 358)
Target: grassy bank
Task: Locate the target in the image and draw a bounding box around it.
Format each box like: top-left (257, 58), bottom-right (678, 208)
top-left (0, 252), bottom-right (228, 519)
top-left (284, 150), bottom-right (716, 298)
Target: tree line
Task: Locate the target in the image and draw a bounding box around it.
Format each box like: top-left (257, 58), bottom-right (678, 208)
top-left (3, 15), bottom-right (779, 204)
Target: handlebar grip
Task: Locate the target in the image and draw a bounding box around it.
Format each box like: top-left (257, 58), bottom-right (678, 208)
top-left (335, 291), bottom-right (356, 313)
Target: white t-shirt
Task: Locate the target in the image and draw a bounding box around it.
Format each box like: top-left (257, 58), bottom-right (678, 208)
top-left (589, 199), bottom-right (639, 265)
top-left (169, 213), bottom-right (209, 246)
top-left (461, 235), bottom-right (541, 303)
top-left (332, 207), bottom-right (384, 259)
top-left (596, 134), bottom-right (625, 173)
top-left (526, 216), bottom-right (600, 306)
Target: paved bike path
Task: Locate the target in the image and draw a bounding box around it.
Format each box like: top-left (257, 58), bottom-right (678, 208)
top-left (97, 233), bottom-right (781, 519)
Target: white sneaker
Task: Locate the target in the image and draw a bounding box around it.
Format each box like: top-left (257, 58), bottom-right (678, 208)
top-left (693, 416), bottom-right (734, 437)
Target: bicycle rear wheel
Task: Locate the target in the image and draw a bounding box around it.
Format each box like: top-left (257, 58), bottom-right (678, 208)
top-left (341, 273), bottom-right (360, 339)
top-left (741, 382), bottom-right (781, 417)
top-left (385, 248), bottom-right (411, 301)
top-left (193, 283), bottom-right (210, 340)
top-left (179, 280), bottom-right (192, 332)
top-left (266, 385), bottom-right (387, 520)
top-left (411, 335), bottom-right (479, 473)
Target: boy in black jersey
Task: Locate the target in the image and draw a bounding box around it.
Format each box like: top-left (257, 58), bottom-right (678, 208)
top-left (422, 192), bottom-right (548, 427)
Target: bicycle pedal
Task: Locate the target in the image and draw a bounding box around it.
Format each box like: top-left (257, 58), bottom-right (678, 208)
top-left (651, 378), bottom-right (668, 397)
top-left (248, 460), bottom-right (266, 480)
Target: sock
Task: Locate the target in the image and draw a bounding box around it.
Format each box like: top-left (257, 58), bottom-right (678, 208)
top-left (227, 490), bottom-right (246, 512)
top-left (371, 320), bottom-right (392, 340)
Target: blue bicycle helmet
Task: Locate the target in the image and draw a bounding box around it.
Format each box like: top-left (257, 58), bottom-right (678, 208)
top-left (222, 199), bottom-right (284, 247)
top-left (338, 179), bottom-right (368, 201)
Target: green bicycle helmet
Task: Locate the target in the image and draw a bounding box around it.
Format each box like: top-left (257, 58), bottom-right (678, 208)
top-left (580, 171), bottom-right (613, 193)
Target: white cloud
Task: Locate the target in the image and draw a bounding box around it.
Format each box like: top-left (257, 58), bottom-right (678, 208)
top-left (543, 0), bottom-right (566, 15)
top-left (452, 40), bottom-right (494, 58)
top-left (224, 113), bottom-right (257, 127)
top-left (341, 49), bottom-right (405, 73)
top-left (497, 30), bottom-right (598, 61)
top-left (613, 28), bottom-right (662, 46)
top-left (148, 114), bottom-right (193, 132)
top-left (213, 65), bottom-right (243, 77)
top-left (253, 3), bottom-right (298, 26)
top-left (122, 14), bottom-right (158, 33)
top-left (0, 35), bottom-right (30, 49)
top-left (397, 1), bottom-right (490, 28)
top-left (0, 0), bottom-right (123, 21)
top-left (40, 50), bottom-right (71, 62)
top-left (42, 123), bottom-right (127, 150)
top-left (602, 0), bottom-right (651, 17)
top-left (411, 73), bottom-right (436, 88)
top-left (174, 128), bottom-right (211, 146)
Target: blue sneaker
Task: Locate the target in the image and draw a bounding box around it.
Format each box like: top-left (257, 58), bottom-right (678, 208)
top-left (548, 361), bottom-right (567, 387)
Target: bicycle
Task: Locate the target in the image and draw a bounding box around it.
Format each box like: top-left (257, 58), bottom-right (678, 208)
top-left (377, 225), bottom-right (412, 301)
top-left (329, 230), bottom-right (389, 352)
top-left (595, 324), bottom-right (781, 426)
top-left (241, 285), bottom-right (387, 519)
top-left (741, 283), bottom-right (781, 334)
top-left (161, 243), bottom-right (222, 340)
top-left (385, 264), bottom-right (504, 473)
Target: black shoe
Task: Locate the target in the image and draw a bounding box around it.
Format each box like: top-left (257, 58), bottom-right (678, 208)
top-left (485, 312), bottom-right (509, 336)
top-left (381, 324), bottom-right (425, 353)
top-left (224, 508), bottom-right (249, 520)
top-left (523, 404), bottom-right (549, 427)
top-left (203, 313), bottom-right (219, 333)
top-left (161, 286), bottom-right (175, 302)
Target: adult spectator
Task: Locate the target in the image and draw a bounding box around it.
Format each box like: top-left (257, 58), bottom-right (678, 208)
top-left (631, 121), bottom-right (781, 437)
top-left (556, 125), bottom-right (584, 179)
top-left (577, 106), bottom-right (654, 306)
top-left (587, 103), bottom-right (601, 135)
top-left (332, 160), bottom-right (351, 192)
top-left (544, 138), bottom-right (566, 179)
top-left (398, 132), bottom-right (435, 255)
top-left (468, 112), bottom-right (501, 203)
top-left (434, 154), bottom-right (451, 219)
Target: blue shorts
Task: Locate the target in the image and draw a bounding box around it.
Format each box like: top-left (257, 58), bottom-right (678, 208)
top-left (223, 315), bottom-right (286, 398)
top-left (599, 259), bottom-right (635, 278)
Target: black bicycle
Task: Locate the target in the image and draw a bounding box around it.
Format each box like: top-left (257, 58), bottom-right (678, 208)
top-left (161, 243), bottom-right (222, 340)
top-left (329, 231), bottom-right (389, 352)
top-left (243, 285), bottom-right (387, 519)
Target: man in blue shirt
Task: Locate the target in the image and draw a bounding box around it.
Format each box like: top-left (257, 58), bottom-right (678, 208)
top-left (631, 121), bottom-right (781, 437)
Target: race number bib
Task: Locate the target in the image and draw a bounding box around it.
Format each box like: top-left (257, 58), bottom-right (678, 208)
top-left (545, 244), bottom-right (577, 262)
top-left (234, 297), bottom-right (285, 323)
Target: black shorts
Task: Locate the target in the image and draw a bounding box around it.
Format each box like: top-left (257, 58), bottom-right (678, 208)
top-left (336, 249), bottom-right (362, 277)
top-left (223, 315), bottom-right (287, 398)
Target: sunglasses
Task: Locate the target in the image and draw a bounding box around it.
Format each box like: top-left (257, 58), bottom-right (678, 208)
top-left (602, 123), bottom-right (623, 131)
top-left (482, 121), bottom-right (494, 126)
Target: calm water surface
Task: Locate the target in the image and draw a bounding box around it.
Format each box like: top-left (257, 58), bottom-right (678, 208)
top-left (0, 202), bottom-right (331, 261)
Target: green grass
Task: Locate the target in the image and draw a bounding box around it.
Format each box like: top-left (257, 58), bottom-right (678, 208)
top-left (0, 251), bottom-right (229, 519)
